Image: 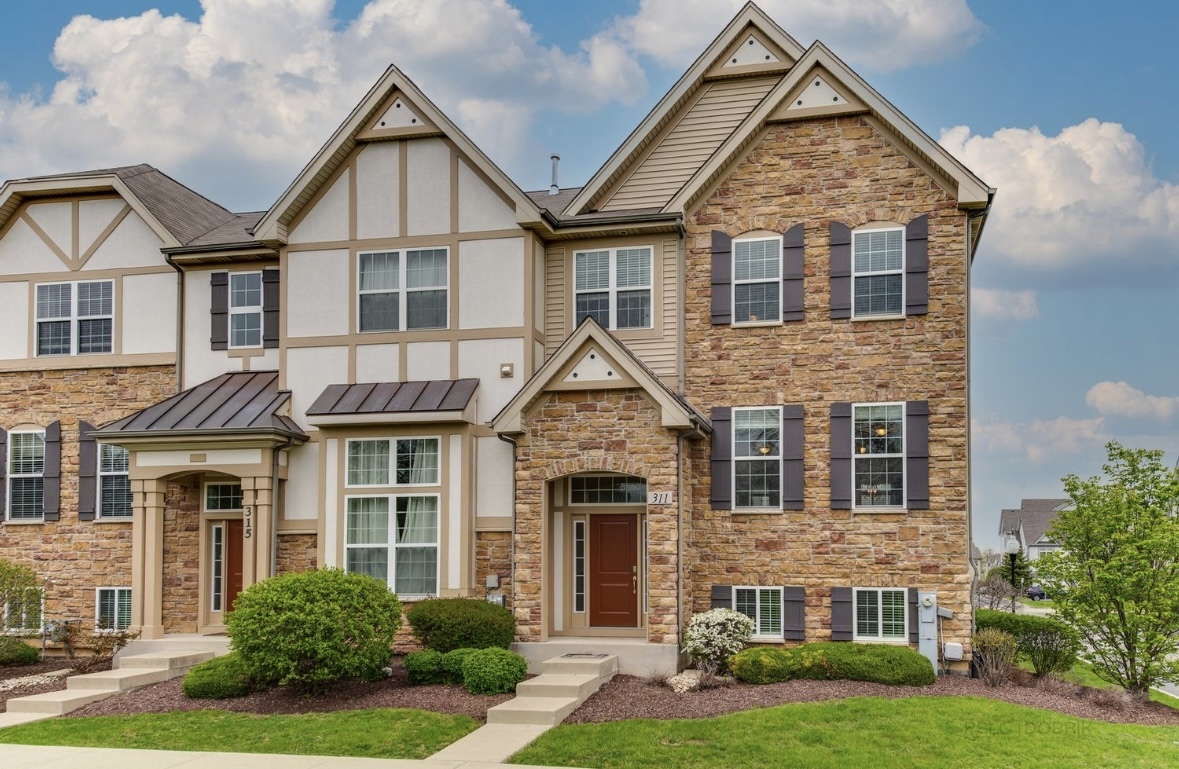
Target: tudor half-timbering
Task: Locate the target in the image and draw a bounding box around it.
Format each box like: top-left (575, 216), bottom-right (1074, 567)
top-left (1, 4), bottom-right (990, 675)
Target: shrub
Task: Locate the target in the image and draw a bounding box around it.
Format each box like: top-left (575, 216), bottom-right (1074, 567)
top-left (975, 609), bottom-right (1079, 676)
top-left (973, 627), bottom-right (1017, 687)
top-left (182, 652), bottom-right (254, 699)
top-left (461, 647), bottom-right (528, 695)
top-left (404, 650), bottom-right (447, 685)
top-left (682, 608), bottom-right (755, 674)
top-left (406, 598), bottom-right (514, 653)
top-left (728, 646), bottom-right (799, 684)
top-left (730, 642), bottom-right (935, 686)
top-left (0, 636), bottom-right (39, 666)
top-left (442, 648), bottom-right (481, 684)
top-left (227, 568), bottom-right (402, 692)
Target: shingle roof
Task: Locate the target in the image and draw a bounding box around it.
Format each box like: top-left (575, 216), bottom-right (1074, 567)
top-left (308, 379), bottom-right (479, 416)
top-left (524, 187), bottom-right (670, 224)
top-left (998, 508), bottom-right (1021, 536)
top-left (1019, 498), bottom-right (1069, 546)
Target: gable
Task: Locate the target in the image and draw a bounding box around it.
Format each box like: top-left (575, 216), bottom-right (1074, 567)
top-left (356, 91), bottom-right (439, 140)
top-left (704, 24), bottom-right (795, 78)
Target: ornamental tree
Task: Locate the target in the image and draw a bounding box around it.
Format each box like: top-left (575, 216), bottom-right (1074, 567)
top-left (1037, 442), bottom-right (1179, 700)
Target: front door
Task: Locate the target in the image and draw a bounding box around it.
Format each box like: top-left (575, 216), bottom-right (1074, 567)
top-left (225, 519), bottom-right (244, 612)
top-left (589, 514), bottom-right (638, 627)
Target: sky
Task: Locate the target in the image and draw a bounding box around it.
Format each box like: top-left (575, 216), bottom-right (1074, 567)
top-left (1, 0), bottom-right (1176, 550)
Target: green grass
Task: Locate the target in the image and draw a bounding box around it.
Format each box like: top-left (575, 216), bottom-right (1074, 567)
top-left (510, 697), bottom-right (1179, 769)
top-left (1014, 658), bottom-right (1179, 710)
top-left (1021, 598), bottom-right (1056, 608)
top-left (0, 708), bottom-right (477, 759)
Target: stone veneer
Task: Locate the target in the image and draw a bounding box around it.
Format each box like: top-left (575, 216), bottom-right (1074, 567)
top-left (682, 115), bottom-right (972, 657)
top-left (162, 481), bottom-right (200, 634)
top-left (476, 531), bottom-right (512, 610)
top-left (275, 533), bottom-right (318, 575)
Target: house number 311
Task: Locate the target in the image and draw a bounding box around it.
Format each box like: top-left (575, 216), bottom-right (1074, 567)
top-left (648, 491), bottom-right (673, 505)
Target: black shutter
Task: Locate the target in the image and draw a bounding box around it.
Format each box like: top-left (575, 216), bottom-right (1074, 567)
top-left (43, 421), bottom-right (61, 522)
top-left (829, 403), bottom-right (852, 509)
top-left (262, 268), bottom-right (280, 349)
top-left (782, 224), bottom-right (805, 321)
top-left (0, 427), bottom-right (7, 516)
top-left (710, 407), bottom-right (732, 510)
top-left (710, 585), bottom-right (733, 610)
top-left (829, 222), bottom-right (852, 319)
top-left (906, 401), bottom-right (930, 510)
top-left (783, 586), bottom-right (806, 641)
top-left (210, 272), bottom-right (229, 350)
top-left (908, 587), bottom-right (920, 644)
top-left (781, 405), bottom-right (804, 510)
top-left (830, 587), bottom-right (853, 641)
top-left (710, 231), bottom-right (733, 325)
top-left (905, 215), bottom-right (929, 316)
top-left (78, 421), bottom-right (97, 521)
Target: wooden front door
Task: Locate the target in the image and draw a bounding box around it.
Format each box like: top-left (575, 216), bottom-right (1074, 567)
top-left (589, 514), bottom-right (639, 627)
top-left (226, 519), bottom-right (244, 613)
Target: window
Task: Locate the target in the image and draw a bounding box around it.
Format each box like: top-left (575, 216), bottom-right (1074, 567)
top-left (3, 586), bottom-right (43, 635)
top-left (569, 475), bottom-right (646, 504)
top-left (574, 246), bottom-right (652, 330)
top-left (204, 483), bottom-right (243, 512)
top-left (733, 407), bottom-right (780, 509)
top-left (573, 520), bottom-right (586, 613)
top-left (7, 431), bottom-right (45, 521)
top-left (345, 495), bottom-right (439, 596)
top-left (36, 280), bottom-right (113, 355)
top-left (211, 524), bottom-right (225, 612)
top-left (852, 228), bottom-right (903, 317)
top-left (735, 586), bottom-right (782, 639)
top-left (96, 587), bottom-right (132, 631)
top-left (358, 249), bottom-right (449, 332)
top-left (853, 403), bottom-right (904, 508)
top-left (98, 444), bottom-right (132, 518)
top-left (229, 272), bottom-right (262, 348)
top-left (346, 438), bottom-right (439, 487)
top-left (732, 237), bottom-right (781, 324)
top-left (854, 588), bottom-right (906, 641)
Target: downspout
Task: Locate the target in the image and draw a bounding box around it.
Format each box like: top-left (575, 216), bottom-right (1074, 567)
top-left (676, 432), bottom-right (685, 651)
top-left (497, 433), bottom-right (518, 612)
top-left (271, 434), bottom-right (295, 578)
top-left (164, 253), bottom-right (184, 391)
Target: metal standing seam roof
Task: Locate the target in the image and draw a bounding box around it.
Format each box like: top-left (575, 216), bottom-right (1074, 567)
top-left (307, 379), bottom-right (480, 416)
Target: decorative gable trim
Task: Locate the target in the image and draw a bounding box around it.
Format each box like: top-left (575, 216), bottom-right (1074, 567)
top-left (356, 91), bottom-right (441, 141)
top-left (769, 65), bottom-right (867, 121)
top-left (704, 24), bottom-right (794, 79)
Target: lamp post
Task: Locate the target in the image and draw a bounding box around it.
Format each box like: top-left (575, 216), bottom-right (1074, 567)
top-left (1004, 533), bottom-right (1021, 613)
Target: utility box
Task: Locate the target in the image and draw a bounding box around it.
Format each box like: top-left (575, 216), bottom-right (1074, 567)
top-left (917, 592), bottom-right (938, 672)
top-left (943, 642), bottom-right (964, 661)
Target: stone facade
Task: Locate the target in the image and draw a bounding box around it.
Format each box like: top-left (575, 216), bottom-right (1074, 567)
top-left (476, 530), bottom-right (512, 610)
top-left (162, 481), bottom-right (200, 634)
top-left (275, 533), bottom-right (318, 575)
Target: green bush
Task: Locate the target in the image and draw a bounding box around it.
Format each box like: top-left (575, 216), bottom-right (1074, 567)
top-left (442, 648), bottom-right (480, 684)
top-left (403, 650), bottom-right (446, 685)
top-left (730, 642), bottom-right (935, 686)
top-left (406, 598), bottom-right (514, 653)
top-left (181, 652), bottom-right (254, 699)
top-left (973, 627), bottom-right (1017, 687)
top-left (0, 636), bottom-right (39, 666)
top-left (461, 647), bottom-right (528, 695)
top-left (975, 609), bottom-right (1079, 676)
top-left (227, 568), bottom-right (402, 692)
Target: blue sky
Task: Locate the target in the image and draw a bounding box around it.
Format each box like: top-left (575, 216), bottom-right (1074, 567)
top-left (2, 1), bottom-right (1176, 551)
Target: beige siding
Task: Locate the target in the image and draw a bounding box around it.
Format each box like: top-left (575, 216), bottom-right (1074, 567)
top-left (544, 246), bottom-right (566, 360)
top-left (600, 77), bottom-right (778, 212)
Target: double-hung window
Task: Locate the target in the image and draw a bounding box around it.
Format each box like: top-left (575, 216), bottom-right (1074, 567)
top-left (3, 586), bottom-right (43, 635)
top-left (853, 403), bottom-right (904, 508)
top-left (36, 280), bottom-right (113, 355)
top-left (852, 228), bottom-right (904, 317)
top-left (732, 237), bottom-right (781, 324)
top-left (735, 586), bottom-right (782, 639)
top-left (854, 587), bottom-right (906, 641)
top-left (229, 272), bottom-right (263, 348)
top-left (358, 249), bottom-right (449, 332)
top-left (7, 431), bottom-right (45, 521)
top-left (733, 407), bottom-right (780, 508)
top-left (98, 445), bottom-right (132, 518)
top-left (96, 587), bottom-right (132, 631)
top-left (574, 246), bottom-right (652, 330)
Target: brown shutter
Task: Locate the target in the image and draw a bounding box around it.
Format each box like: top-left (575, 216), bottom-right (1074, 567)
top-left (908, 587), bottom-right (920, 644)
top-left (0, 427), bottom-right (7, 516)
top-left (829, 222), bottom-right (852, 319)
top-left (710, 407), bottom-right (732, 510)
top-left (710, 231), bottom-right (732, 325)
top-left (210, 272), bottom-right (229, 350)
top-left (710, 585), bottom-right (733, 610)
top-left (783, 586), bottom-right (806, 641)
top-left (906, 401), bottom-right (930, 510)
top-left (781, 224), bottom-right (805, 321)
top-left (830, 587), bottom-right (853, 641)
top-left (78, 421), bottom-right (97, 521)
top-left (905, 215), bottom-right (929, 316)
top-left (781, 405), bottom-right (804, 510)
top-left (829, 403), bottom-right (852, 509)
top-left (43, 421), bottom-right (61, 521)
top-left (262, 268), bottom-right (280, 349)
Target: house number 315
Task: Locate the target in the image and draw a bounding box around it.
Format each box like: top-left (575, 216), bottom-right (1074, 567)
top-left (244, 505), bottom-right (253, 539)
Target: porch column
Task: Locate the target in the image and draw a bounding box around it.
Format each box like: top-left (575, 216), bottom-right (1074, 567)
top-left (245, 474), bottom-right (275, 585)
top-left (131, 478), bottom-right (167, 640)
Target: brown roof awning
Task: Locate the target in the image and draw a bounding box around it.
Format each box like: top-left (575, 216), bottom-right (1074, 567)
top-left (307, 379), bottom-right (479, 426)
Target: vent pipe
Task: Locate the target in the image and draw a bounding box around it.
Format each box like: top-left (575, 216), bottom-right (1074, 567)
top-left (549, 154), bottom-right (560, 195)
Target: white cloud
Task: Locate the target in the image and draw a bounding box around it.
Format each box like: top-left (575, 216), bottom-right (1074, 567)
top-left (1086, 381), bottom-right (1179, 421)
top-left (972, 288), bottom-right (1038, 321)
top-left (973, 416), bottom-right (1108, 462)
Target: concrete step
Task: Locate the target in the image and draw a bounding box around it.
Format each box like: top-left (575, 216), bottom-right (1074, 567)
top-left (115, 651), bottom-right (214, 671)
top-left (115, 636), bottom-right (230, 662)
top-left (6, 689), bottom-right (111, 715)
top-left (540, 653), bottom-right (619, 678)
top-left (487, 695), bottom-right (581, 726)
top-left (66, 667), bottom-right (173, 692)
top-left (516, 672), bottom-right (605, 700)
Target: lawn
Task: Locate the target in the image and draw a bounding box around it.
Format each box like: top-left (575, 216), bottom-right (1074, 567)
top-left (510, 696), bottom-right (1179, 769)
top-left (1013, 659), bottom-right (1179, 710)
top-left (0, 708), bottom-right (477, 759)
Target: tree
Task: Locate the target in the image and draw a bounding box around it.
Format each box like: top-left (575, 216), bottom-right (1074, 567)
top-left (1037, 442), bottom-right (1179, 701)
top-left (975, 572), bottom-right (1018, 610)
top-left (985, 548), bottom-right (1032, 593)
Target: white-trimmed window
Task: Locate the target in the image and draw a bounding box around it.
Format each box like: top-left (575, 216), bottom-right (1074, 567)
top-left (733, 407), bottom-right (780, 509)
top-left (345, 494), bottom-right (439, 596)
top-left (3, 586), bottom-right (43, 635)
top-left (853, 403), bottom-right (904, 508)
top-left (204, 483), bottom-right (243, 512)
top-left (569, 475), bottom-right (646, 505)
top-left (573, 519), bottom-right (586, 613)
top-left (574, 246), bottom-right (652, 330)
top-left (358, 248), bottom-right (449, 332)
top-left (97, 444), bottom-right (132, 518)
top-left (346, 438), bottom-right (439, 487)
top-left (735, 586), bottom-right (782, 639)
top-left (211, 523), bottom-right (225, 612)
top-left (7, 431), bottom-right (45, 521)
top-left (852, 228), bottom-right (904, 317)
top-left (36, 280), bottom-right (114, 356)
top-left (854, 587), bottom-right (906, 641)
top-left (96, 587), bottom-right (132, 631)
top-left (229, 272), bottom-right (263, 348)
top-left (732, 236), bottom-right (781, 324)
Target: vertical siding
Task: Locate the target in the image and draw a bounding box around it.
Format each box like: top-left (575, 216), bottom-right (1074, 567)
top-left (544, 246), bottom-right (566, 361)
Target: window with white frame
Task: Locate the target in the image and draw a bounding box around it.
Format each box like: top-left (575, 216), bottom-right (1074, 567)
top-left (345, 495), bottom-right (439, 596)
top-left (852, 228), bottom-right (904, 317)
top-left (204, 483), bottom-right (243, 512)
top-left (7, 431), bottom-right (45, 521)
top-left (346, 438), bottom-right (439, 487)
top-left (96, 587), bottom-right (132, 631)
top-left (733, 407), bottom-right (780, 509)
top-left (569, 475), bottom-right (646, 504)
top-left (36, 280), bottom-right (114, 356)
top-left (574, 246), bottom-right (652, 330)
top-left (98, 444), bottom-right (132, 518)
top-left (358, 249), bottom-right (448, 332)
top-left (735, 586), bottom-right (782, 639)
top-left (854, 587), bottom-right (906, 641)
top-left (229, 272), bottom-right (263, 348)
top-left (3, 586), bottom-right (43, 635)
top-left (853, 403), bottom-right (904, 508)
top-left (732, 237), bottom-right (781, 324)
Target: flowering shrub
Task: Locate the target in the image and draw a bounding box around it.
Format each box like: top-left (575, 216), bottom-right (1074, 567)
top-left (682, 608), bottom-right (754, 674)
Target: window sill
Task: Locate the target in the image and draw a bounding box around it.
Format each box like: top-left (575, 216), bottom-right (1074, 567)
top-left (850, 314), bottom-right (905, 322)
top-left (94, 517), bottom-right (134, 524)
top-left (731, 320), bottom-right (782, 329)
top-left (2, 519), bottom-right (45, 526)
top-left (853, 638), bottom-right (909, 645)
top-left (852, 507), bottom-right (907, 515)
top-left (749, 635), bottom-right (785, 644)
top-left (732, 507), bottom-right (783, 515)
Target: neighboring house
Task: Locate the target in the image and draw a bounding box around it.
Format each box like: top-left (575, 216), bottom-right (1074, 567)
top-left (999, 499), bottom-right (1068, 562)
top-left (0, 4), bottom-right (991, 673)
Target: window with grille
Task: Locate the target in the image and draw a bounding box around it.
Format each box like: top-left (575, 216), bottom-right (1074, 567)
top-left (732, 237), bottom-right (781, 324)
top-left (735, 586), bottom-right (782, 639)
top-left (733, 407), bottom-right (781, 508)
top-left (229, 272), bottom-right (263, 348)
top-left (7, 431), bottom-right (45, 521)
top-left (852, 228), bottom-right (904, 317)
top-left (854, 587), bottom-right (906, 640)
top-left (574, 247), bottom-right (652, 330)
top-left (358, 249), bottom-right (449, 332)
top-left (853, 403), bottom-right (904, 508)
top-left (98, 444), bottom-right (132, 518)
top-left (569, 475), bottom-right (646, 504)
top-left (204, 483), bottom-right (243, 512)
top-left (36, 280), bottom-right (113, 356)
top-left (96, 587), bottom-right (132, 631)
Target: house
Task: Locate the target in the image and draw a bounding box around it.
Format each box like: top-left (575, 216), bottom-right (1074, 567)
top-left (0, 3), bottom-right (990, 674)
top-left (999, 499), bottom-right (1068, 562)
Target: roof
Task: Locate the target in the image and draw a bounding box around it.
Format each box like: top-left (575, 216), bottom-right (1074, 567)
top-left (308, 379), bottom-right (479, 417)
top-left (95, 371), bottom-right (305, 439)
top-left (1019, 498), bottom-right (1069, 546)
top-left (998, 508), bottom-right (1021, 536)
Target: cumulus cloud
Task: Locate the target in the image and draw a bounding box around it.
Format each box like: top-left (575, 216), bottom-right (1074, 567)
top-left (1086, 381), bottom-right (1179, 421)
top-left (973, 416), bottom-right (1108, 462)
top-left (972, 288), bottom-right (1038, 321)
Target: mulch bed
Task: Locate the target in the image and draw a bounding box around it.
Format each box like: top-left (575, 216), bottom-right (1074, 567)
top-left (0, 657), bottom-right (112, 713)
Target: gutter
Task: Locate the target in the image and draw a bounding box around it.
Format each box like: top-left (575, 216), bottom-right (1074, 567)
top-left (271, 433), bottom-right (296, 578)
top-left (88, 426), bottom-right (308, 442)
top-left (497, 432), bottom-right (518, 615)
